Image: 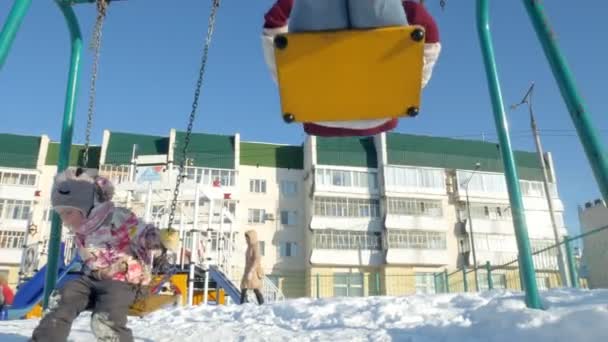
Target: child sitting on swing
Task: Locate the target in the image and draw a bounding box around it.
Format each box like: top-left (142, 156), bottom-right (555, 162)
top-left (31, 169), bottom-right (178, 342)
top-left (262, 0), bottom-right (442, 137)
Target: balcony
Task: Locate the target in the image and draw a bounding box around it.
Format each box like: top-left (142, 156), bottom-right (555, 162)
top-left (384, 166), bottom-right (447, 196)
top-left (0, 248), bottom-right (23, 264)
top-left (310, 229), bottom-right (384, 266)
top-left (385, 249), bottom-right (449, 265)
top-left (385, 230), bottom-right (449, 266)
top-left (385, 197), bottom-right (447, 231)
top-left (314, 167), bottom-right (379, 196)
top-left (311, 196), bottom-right (381, 231)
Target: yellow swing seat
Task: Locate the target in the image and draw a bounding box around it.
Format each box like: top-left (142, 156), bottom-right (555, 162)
top-left (273, 26), bottom-right (426, 123)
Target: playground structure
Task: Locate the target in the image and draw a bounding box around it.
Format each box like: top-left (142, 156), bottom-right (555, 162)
top-left (0, 0), bottom-right (608, 312)
top-left (4, 172), bottom-right (284, 320)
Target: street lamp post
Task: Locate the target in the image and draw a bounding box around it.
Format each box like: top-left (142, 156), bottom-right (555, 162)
top-left (511, 82), bottom-right (569, 287)
top-left (461, 162), bottom-right (481, 291)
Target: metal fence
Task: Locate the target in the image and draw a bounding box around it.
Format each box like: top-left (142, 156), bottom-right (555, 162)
top-left (437, 225), bottom-right (608, 294)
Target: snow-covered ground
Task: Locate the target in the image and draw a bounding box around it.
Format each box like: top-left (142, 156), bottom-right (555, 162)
top-left (2, 288), bottom-right (607, 341)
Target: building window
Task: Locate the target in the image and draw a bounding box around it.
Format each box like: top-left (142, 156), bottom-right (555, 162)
top-left (99, 165), bottom-right (130, 185)
top-left (248, 209), bottom-right (266, 224)
top-left (259, 241), bottom-right (265, 256)
top-left (279, 242), bottom-right (297, 257)
top-left (280, 180), bottom-right (298, 197)
top-left (249, 179), bottom-right (267, 193)
top-left (387, 230), bottom-right (446, 249)
top-left (280, 210), bottom-right (297, 226)
top-left (333, 273), bottom-right (363, 297)
top-left (315, 168), bottom-right (378, 190)
top-left (0, 171), bottom-right (37, 186)
top-left (314, 197), bottom-right (380, 218)
top-left (467, 204), bottom-right (512, 221)
top-left (312, 230), bottom-right (382, 250)
top-left (385, 166), bottom-right (444, 190)
top-left (457, 170), bottom-right (507, 194)
top-left (0, 199), bottom-right (32, 220)
top-left (387, 198), bottom-right (443, 217)
top-left (184, 167), bottom-right (236, 187)
top-left (0, 230), bottom-right (26, 249)
top-left (415, 273), bottom-right (436, 294)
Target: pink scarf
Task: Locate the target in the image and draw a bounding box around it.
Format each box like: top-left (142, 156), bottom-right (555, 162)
top-left (74, 202), bottom-right (114, 248)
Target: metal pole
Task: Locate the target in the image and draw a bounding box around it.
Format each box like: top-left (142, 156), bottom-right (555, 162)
top-left (443, 269), bottom-right (450, 293)
top-left (179, 202), bottom-right (186, 270)
top-left (465, 186), bottom-right (479, 291)
top-left (43, 2), bottom-right (83, 309)
top-left (203, 267), bottom-right (209, 304)
top-left (129, 144), bottom-right (138, 182)
top-left (188, 263), bottom-right (195, 306)
top-left (486, 261), bottom-right (494, 290)
top-left (512, 83), bottom-right (568, 286)
top-left (144, 182), bottom-right (153, 222)
top-left (0, 0), bottom-right (32, 70)
top-left (462, 265), bottom-right (468, 292)
top-left (564, 237), bottom-right (580, 288)
top-left (477, 0), bottom-right (542, 309)
top-left (192, 183), bottom-right (200, 264)
top-left (522, 0), bottom-right (608, 203)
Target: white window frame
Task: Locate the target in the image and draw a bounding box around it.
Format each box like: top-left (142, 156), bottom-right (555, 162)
top-left (387, 198), bottom-right (443, 217)
top-left (387, 230), bottom-right (447, 249)
top-left (0, 170), bottom-right (38, 187)
top-left (249, 179), bottom-right (267, 193)
top-left (0, 230), bottom-right (26, 249)
top-left (333, 272), bottom-right (364, 297)
top-left (248, 209), bottom-right (266, 224)
top-left (312, 230), bottom-right (382, 250)
top-left (415, 273), bottom-right (436, 294)
top-left (314, 197), bottom-right (380, 218)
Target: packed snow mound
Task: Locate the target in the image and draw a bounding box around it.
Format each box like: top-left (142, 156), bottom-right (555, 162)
top-left (1, 288), bottom-right (607, 341)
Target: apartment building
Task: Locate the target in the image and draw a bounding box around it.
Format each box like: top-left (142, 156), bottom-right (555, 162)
top-left (0, 130), bottom-right (566, 296)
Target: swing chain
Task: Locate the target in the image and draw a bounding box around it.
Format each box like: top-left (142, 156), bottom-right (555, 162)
top-left (167, 0), bottom-right (220, 232)
top-left (83, 0), bottom-right (108, 168)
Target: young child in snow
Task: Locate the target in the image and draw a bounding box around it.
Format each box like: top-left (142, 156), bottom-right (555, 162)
top-left (0, 275), bottom-right (15, 311)
top-left (31, 169), bottom-right (177, 342)
top-left (262, 0), bottom-right (442, 137)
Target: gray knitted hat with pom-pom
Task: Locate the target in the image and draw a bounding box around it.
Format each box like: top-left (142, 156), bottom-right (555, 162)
top-left (51, 168), bottom-right (114, 217)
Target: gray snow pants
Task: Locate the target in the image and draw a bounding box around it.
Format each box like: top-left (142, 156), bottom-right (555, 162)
top-left (289, 0), bottom-right (408, 32)
top-left (31, 275), bottom-right (137, 342)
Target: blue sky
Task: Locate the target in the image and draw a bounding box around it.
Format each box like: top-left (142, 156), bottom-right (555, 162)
top-left (2, 1), bottom-right (607, 235)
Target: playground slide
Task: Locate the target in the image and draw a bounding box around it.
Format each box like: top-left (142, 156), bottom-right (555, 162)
top-left (6, 257), bottom-right (81, 320)
top-left (208, 266), bottom-right (241, 303)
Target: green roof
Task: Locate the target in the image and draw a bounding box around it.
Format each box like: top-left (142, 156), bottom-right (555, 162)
top-left (316, 137), bottom-right (378, 168)
top-left (240, 142), bottom-right (303, 169)
top-left (45, 142), bottom-right (100, 168)
top-left (105, 132), bottom-right (169, 165)
top-left (386, 133), bottom-right (543, 180)
top-left (0, 134), bottom-right (40, 169)
top-left (174, 132), bottom-right (235, 169)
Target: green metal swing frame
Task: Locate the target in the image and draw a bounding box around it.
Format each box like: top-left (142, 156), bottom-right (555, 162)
top-left (1, 0), bottom-right (607, 310)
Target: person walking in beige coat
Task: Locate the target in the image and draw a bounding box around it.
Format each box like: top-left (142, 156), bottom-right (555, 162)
top-left (240, 230), bottom-right (265, 304)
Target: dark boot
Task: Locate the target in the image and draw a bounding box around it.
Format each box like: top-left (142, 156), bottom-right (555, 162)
top-left (90, 279), bottom-right (137, 342)
top-left (240, 289), bottom-right (248, 304)
top-left (253, 289), bottom-right (264, 305)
